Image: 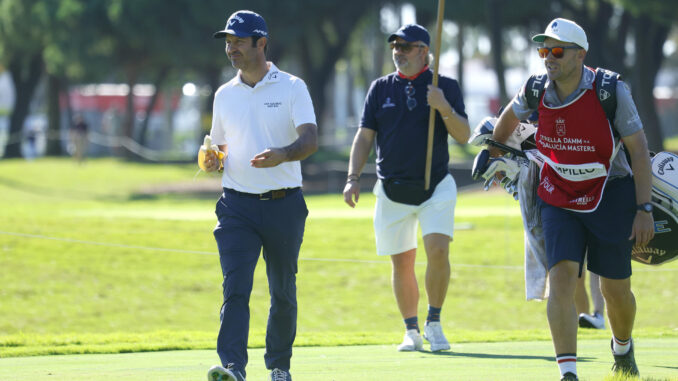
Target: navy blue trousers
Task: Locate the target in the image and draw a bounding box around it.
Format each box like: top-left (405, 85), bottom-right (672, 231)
top-left (213, 188), bottom-right (307, 375)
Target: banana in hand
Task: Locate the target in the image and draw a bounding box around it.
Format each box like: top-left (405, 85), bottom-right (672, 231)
top-left (198, 135), bottom-right (224, 172)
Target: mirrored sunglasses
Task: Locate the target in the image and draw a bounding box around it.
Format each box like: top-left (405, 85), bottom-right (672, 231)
top-left (537, 46), bottom-right (580, 59)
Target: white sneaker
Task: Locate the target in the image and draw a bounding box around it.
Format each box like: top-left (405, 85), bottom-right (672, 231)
top-left (207, 364), bottom-right (246, 381)
top-left (270, 368), bottom-right (292, 381)
top-left (424, 322), bottom-right (451, 351)
top-left (397, 329), bottom-right (423, 351)
top-left (578, 312), bottom-right (605, 330)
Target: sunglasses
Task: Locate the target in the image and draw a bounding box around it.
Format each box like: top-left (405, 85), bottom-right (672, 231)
top-left (537, 46), bottom-right (580, 59)
top-left (405, 83), bottom-right (417, 110)
top-left (389, 41), bottom-right (426, 53)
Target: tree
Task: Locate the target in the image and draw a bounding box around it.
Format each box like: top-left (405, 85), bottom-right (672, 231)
top-left (0, 0), bottom-right (46, 158)
top-left (563, 0), bottom-right (676, 151)
top-left (410, 0), bottom-right (553, 105)
top-left (0, 0), bottom-right (122, 158)
top-left (243, 1), bottom-right (388, 129)
top-left (608, 0), bottom-right (677, 152)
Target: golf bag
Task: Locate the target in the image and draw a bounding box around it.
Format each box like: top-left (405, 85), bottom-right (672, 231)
top-left (632, 151), bottom-right (678, 265)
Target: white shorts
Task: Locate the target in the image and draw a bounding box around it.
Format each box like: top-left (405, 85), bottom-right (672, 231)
top-left (373, 174), bottom-right (457, 256)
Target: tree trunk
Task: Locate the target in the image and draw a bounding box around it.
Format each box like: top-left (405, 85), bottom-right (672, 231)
top-left (204, 66), bottom-right (221, 115)
top-left (138, 66), bottom-right (169, 146)
top-left (486, 0), bottom-right (508, 105)
top-left (456, 22), bottom-right (465, 94)
top-left (632, 16), bottom-right (668, 152)
top-left (122, 68), bottom-right (138, 159)
top-left (5, 54), bottom-right (43, 158)
top-left (46, 74), bottom-right (63, 156)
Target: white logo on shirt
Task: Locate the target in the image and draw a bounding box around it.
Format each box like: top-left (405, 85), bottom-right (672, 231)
top-left (382, 97), bottom-right (396, 108)
top-left (541, 176), bottom-right (555, 193)
top-left (556, 118), bottom-right (566, 137)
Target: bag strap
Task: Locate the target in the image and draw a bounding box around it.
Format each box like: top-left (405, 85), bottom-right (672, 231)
top-left (524, 73), bottom-right (548, 111)
top-left (594, 67), bottom-right (620, 132)
top-left (593, 67), bottom-right (632, 165)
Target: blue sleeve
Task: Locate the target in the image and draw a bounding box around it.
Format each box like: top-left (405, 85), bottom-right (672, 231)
top-left (442, 78), bottom-right (467, 119)
top-left (360, 80), bottom-right (378, 131)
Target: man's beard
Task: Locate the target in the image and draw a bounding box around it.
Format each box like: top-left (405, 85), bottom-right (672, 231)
top-left (394, 57), bottom-right (409, 72)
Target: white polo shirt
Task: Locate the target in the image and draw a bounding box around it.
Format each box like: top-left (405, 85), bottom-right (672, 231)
top-left (211, 62), bottom-right (316, 194)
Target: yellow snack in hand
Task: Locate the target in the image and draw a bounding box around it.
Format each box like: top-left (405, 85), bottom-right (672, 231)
top-left (198, 135), bottom-right (224, 171)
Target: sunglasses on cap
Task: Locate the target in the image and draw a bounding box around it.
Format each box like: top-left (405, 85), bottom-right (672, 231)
top-left (389, 41), bottom-right (426, 53)
top-left (537, 46), bottom-right (580, 58)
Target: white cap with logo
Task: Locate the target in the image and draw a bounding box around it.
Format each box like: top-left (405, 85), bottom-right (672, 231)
top-left (532, 18), bottom-right (588, 51)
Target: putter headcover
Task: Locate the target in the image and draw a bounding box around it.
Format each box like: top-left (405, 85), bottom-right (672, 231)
top-left (472, 149), bottom-right (490, 180)
top-left (468, 116), bottom-right (537, 150)
top-left (468, 117), bottom-right (497, 146)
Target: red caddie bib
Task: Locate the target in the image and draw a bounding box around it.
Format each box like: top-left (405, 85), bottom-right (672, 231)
top-left (535, 82), bottom-right (618, 212)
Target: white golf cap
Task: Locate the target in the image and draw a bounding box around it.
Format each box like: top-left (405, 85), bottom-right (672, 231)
top-left (532, 18), bottom-right (588, 51)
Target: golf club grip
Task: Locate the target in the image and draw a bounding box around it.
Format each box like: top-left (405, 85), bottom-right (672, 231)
top-left (484, 138), bottom-right (527, 158)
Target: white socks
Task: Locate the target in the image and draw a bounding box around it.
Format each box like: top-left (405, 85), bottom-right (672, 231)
top-left (613, 336), bottom-right (631, 355)
top-left (556, 353), bottom-right (577, 377)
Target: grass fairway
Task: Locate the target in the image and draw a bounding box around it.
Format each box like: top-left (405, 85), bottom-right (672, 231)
top-left (1, 339), bottom-right (677, 380)
top-left (1, 158), bottom-right (677, 379)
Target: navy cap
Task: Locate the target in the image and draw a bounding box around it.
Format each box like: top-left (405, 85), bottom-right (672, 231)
top-left (388, 24), bottom-right (430, 46)
top-left (214, 10), bottom-right (268, 39)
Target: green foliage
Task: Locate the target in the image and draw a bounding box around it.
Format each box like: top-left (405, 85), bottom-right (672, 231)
top-left (664, 135), bottom-right (678, 152)
top-left (611, 0), bottom-right (678, 26)
top-left (0, 1), bottom-right (45, 61)
top-left (0, 158), bottom-right (677, 361)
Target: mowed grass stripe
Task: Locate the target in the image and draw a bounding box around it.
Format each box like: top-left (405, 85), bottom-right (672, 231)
top-left (1, 339), bottom-right (677, 381)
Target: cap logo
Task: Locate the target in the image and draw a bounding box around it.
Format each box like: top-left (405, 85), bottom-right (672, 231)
top-left (228, 15), bottom-right (244, 26)
top-left (551, 22), bottom-right (559, 33)
top-left (253, 29), bottom-right (268, 36)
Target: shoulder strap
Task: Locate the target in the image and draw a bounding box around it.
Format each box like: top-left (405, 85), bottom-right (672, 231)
top-left (594, 67), bottom-right (620, 128)
top-left (594, 67), bottom-right (631, 164)
top-left (524, 73), bottom-right (548, 110)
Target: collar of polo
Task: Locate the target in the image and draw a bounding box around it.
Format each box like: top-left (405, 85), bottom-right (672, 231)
top-left (398, 65), bottom-right (429, 81)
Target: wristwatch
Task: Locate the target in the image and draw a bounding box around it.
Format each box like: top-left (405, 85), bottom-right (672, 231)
top-left (637, 202), bottom-right (653, 213)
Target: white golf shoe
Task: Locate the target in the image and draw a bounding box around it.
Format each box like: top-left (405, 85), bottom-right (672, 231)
top-left (424, 322), bottom-right (451, 351)
top-left (207, 364), bottom-right (246, 381)
top-left (578, 312), bottom-right (605, 330)
top-left (397, 329), bottom-right (424, 351)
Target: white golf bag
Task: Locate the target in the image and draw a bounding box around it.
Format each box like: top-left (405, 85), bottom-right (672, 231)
top-left (632, 151), bottom-right (678, 265)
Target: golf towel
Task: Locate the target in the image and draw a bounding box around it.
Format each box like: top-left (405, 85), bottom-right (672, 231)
top-left (519, 158), bottom-right (549, 301)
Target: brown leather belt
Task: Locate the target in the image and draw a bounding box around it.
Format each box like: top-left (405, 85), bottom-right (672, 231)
top-left (223, 187), bottom-right (300, 200)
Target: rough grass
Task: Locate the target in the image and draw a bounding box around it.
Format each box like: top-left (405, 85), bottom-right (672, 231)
top-left (0, 158), bottom-right (676, 361)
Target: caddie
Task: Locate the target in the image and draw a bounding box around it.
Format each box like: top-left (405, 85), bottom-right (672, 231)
top-left (201, 9), bottom-right (318, 381)
top-left (490, 18), bottom-right (654, 380)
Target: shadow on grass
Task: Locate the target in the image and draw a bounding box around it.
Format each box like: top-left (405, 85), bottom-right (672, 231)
top-left (420, 350), bottom-right (598, 363)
